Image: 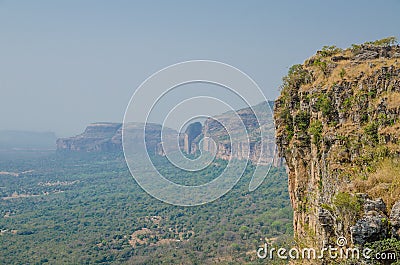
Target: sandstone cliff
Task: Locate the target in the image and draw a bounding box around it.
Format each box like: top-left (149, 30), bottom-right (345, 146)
top-left (274, 38), bottom-right (400, 250)
top-left (199, 101), bottom-right (281, 166)
top-left (58, 103), bottom-right (283, 167)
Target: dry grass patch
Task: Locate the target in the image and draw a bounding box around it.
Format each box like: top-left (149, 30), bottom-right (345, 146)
top-left (301, 56), bottom-right (398, 92)
top-left (353, 158), bottom-right (400, 211)
top-left (387, 92), bottom-right (400, 109)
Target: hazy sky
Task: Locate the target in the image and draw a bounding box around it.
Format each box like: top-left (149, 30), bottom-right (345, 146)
top-left (1, 0), bottom-right (399, 136)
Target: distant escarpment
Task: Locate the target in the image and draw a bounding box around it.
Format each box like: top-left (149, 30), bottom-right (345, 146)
top-left (57, 102), bottom-right (283, 166)
top-left (56, 122), bottom-right (174, 154)
top-left (274, 37), bottom-right (400, 250)
top-left (197, 101), bottom-right (282, 166)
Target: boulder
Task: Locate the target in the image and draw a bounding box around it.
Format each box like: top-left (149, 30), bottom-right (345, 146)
top-left (390, 201), bottom-right (400, 239)
top-left (354, 51), bottom-right (379, 61)
top-left (350, 211), bottom-right (389, 245)
top-left (364, 198), bottom-right (387, 215)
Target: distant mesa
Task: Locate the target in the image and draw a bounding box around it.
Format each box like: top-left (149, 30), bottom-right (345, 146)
top-left (56, 122), bottom-right (123, 152)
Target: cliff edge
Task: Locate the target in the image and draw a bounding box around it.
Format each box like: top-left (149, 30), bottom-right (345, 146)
top-left (274, 37), bottom-right (400, 251)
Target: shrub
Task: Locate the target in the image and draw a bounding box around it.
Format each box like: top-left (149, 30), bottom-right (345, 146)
top-left (365, 36), bottom-right (398, 47)
top-left (339, 68), bottom-right (346, 79)
top-left (282, 64), bottom-right (313, 90)
top-left (365, 238), bottom-right (400, 264)
top-left (321, 203), bottom-right (334, 212)
top-left (343, 96), bottom-right (353, 111)
top-left (280, 109), bottom-right (294, 141)
top-left (308, 120), bottom-right (323, 145)
top-left (294, 111), bottom-right (311, 132)
top-left (316, 94), bottom-right (333, 117)
top-left (364, 122), bottom-right (379, 144)
top-left (333, 192), bottom-right (362, 226)
top-left (313, 58), bottom-right (328, 76)
top-left (319, 45), bottom-right (343, 57)
top-left (351, 44), bottom-right (362, 53)
top-left (333, 192), bottom-right (362, 213)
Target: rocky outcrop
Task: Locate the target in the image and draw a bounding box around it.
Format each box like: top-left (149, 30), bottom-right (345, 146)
top-left (350, 197), bottom-right (400, 246)
top-left (351, 197), bottom-right (389, 245)
top-left (351, 213), bottom-right (389, 245)
top-left (274, 41), bottom-right (400, 247)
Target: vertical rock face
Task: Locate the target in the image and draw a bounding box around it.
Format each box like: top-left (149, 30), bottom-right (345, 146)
top-left (198, 101), bottom-right (278, 165)
top-left (274, 42), bottom-right (400, 246)
top-left (183, 122), bottom-right (202, 154)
